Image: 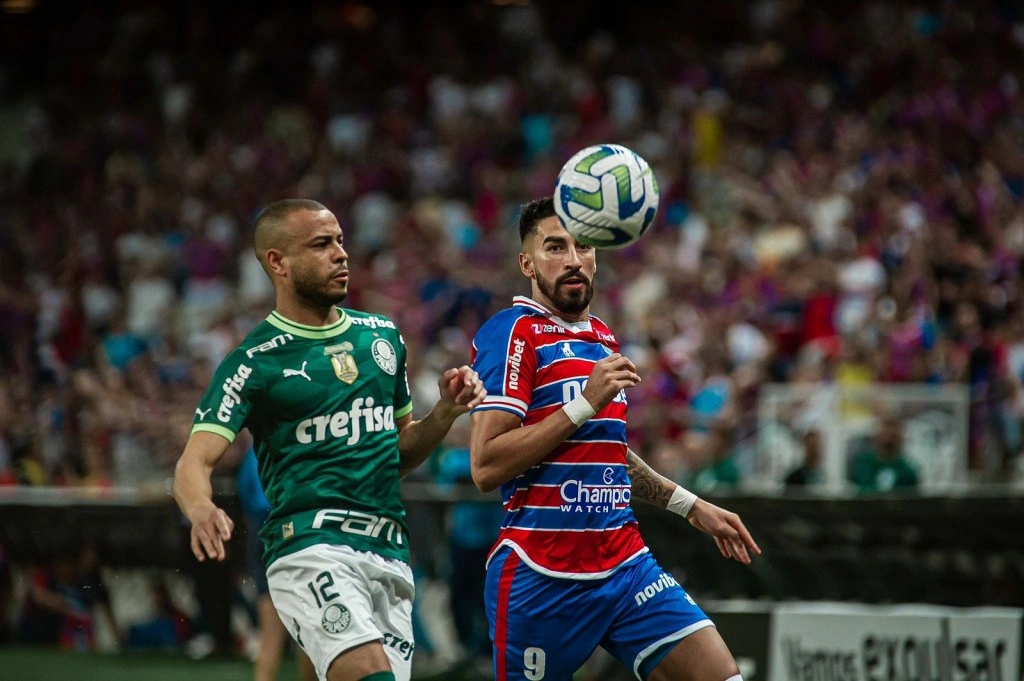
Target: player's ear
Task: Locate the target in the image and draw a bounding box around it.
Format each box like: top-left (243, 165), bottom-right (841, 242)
top-left (266, 248), bottom-right (287, 277)
top-left (518, 251), bottom-right (533, 278)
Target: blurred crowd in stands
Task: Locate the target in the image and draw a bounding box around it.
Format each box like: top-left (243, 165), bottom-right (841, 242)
top-left (2, 0), bottom-right (1024, 501)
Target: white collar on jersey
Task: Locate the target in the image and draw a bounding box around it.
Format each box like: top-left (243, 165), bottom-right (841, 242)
top-left (512, 296), bottom-right (593, 334)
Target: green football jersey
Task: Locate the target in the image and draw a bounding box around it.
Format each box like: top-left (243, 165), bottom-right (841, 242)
top-left (191, 308), bottom-right (414, 567)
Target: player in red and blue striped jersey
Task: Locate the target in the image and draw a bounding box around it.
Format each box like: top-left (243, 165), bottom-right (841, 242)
top-left (469, 198), bottom-right (761, 681)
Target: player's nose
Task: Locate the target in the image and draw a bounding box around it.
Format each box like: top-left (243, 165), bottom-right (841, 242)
top-left (565, 245), bottom-right (583, 267)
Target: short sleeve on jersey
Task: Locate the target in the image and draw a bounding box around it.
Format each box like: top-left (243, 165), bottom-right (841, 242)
top-left (471, 314), bottom-right (535, 419)
top-left (191, 349), bottom-right (260, 443)
top-left (393, 332), bottom-right (413, 419)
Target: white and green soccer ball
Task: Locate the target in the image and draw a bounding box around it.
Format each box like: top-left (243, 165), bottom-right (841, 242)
top-left (554, 143), bottom-right (659, 249)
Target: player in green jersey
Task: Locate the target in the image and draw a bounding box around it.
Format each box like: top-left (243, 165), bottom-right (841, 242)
top-left (173, 199), bottom-right (485, 681)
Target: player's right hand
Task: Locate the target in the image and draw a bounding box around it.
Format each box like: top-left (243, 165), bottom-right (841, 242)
top-left (686, 498), bottom-right (761, 565)
top-left (188, 503), bottom-right (234, 562)
top-left (582, 353), bottom-right (641, 410)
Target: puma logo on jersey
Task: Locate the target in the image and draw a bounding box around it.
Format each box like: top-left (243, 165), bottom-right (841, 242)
top-left (282, 361), bottom-right (311, 381)
top-left (194, 407), bottom-right (211, 420)
top-left (295, 397), bottom-right (395, 445)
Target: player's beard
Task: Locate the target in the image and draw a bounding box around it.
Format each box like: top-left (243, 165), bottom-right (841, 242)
top-left (293, 267), bottom-right (348, 309)
top-left (536, 270), bottom-right (593, 316)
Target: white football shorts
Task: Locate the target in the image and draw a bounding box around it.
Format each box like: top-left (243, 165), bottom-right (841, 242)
top-left (266, 543), bottom-right (416, 681)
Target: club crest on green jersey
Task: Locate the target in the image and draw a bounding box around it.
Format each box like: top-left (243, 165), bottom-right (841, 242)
top-left (371, 338), bottom-right (397, 375)
top-left (324, 342), bottom-right (358, 384)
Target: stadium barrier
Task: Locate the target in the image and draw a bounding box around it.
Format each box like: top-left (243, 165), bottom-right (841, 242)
top-left (2, 483), bottom-right (1023, 604)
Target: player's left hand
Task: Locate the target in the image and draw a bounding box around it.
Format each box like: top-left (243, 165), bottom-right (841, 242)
top-left (438, 365), bottom-right (486, 417)
top-left (687, 498), bottom-right (761, 565)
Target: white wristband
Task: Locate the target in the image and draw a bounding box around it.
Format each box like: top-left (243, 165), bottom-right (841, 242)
top-left (667, 485), bottom-right (698, 518)
top-left (562, 395), bottom-right (597, 428)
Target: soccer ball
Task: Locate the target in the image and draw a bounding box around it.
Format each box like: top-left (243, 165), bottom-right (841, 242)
top-left (554, 144), bottom-right (660, 249)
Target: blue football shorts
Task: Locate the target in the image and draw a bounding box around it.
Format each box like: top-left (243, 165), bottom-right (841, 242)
top-left (484, 545), bottom-right (714, 680)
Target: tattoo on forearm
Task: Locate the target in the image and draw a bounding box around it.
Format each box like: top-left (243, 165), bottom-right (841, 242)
top-left (626, 449), bottom-right (673, 508)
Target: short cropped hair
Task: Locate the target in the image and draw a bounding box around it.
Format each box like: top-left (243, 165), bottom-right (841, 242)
top-left (254, 199), bottom-right (328, 238)
top-left (518, 197), bottom-right (556, 243)
top-left (253, 199), bottom-right (329, 270)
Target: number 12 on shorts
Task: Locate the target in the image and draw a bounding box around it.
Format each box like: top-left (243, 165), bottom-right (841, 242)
top-left (524, 646), bottom-right (546, 680)
top-left (307, 571), bottom-right (339, 608)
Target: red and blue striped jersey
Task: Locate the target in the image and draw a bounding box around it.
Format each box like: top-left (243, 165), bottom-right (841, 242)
top-left (470, 296), bottom-right (647, 579)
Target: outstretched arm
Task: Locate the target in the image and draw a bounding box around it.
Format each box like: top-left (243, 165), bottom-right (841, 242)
top-left (173, 431), bottom-right (235, 562)
top-left (397, 366), bottom-right (486, 476)
top-left (626, 448), bottom-right (761, 565)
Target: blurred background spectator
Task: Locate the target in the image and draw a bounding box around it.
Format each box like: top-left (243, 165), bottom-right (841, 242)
top-left (848, 414), bottom-right (921, 492)
top-left (784, 429), bottom-right (825, 488)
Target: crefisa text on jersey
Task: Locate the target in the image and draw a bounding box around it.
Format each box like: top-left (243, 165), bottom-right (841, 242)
top-left (349, 316), bottom-right (396, 330)
top-left (218, 364), bottom-right (253, 422)
top-left (295, 397), bottom-right (395, 445)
